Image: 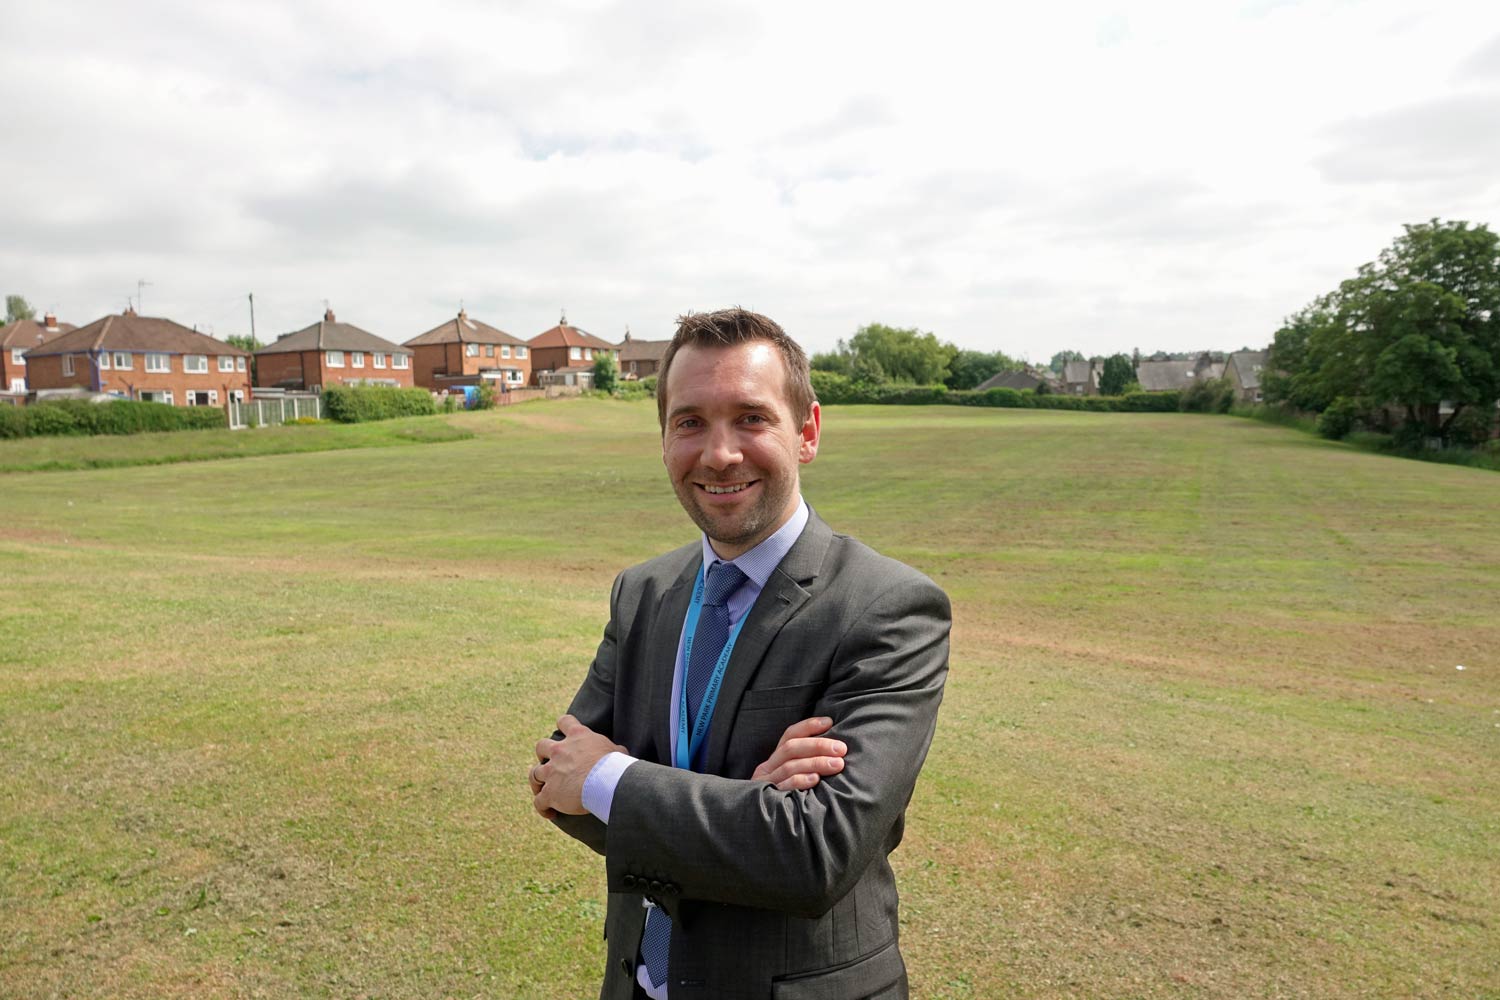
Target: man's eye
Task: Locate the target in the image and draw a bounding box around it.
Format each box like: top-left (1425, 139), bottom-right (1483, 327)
top-left (742, 414), bottom-right (767, 425)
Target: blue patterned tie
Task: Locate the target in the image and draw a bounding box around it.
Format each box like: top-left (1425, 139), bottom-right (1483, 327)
top-left (640, 561), bottom-right (749, 991)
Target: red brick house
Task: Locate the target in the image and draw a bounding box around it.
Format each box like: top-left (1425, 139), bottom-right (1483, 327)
top-left (404, 310), bottom-right (531, 390)
top-left (527, 313), bottom-right (619, 387)
top-left (617, 330), bottom-right (669, 379)
top-left (255, 308), bottom-right (413, 390)
top-left (1, 313), bottom-right (75, 393)
top-left (22, 310), bottom-right (251, 405)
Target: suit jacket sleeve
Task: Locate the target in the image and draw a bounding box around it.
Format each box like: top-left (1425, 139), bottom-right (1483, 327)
top-left (547, 571), bottom-right (626, 856)
top-left (603, 572), bottom-right (950, 919)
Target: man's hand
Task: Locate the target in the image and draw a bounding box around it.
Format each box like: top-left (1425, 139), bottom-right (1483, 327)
top-left (751, 717), bottom-right (847, 791)
top-left (532, 715), bottom-right (626, 819)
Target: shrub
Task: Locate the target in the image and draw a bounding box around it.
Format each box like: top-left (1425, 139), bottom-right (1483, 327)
top-left (1447, 405), bottom-right (1498, 448)
top-left (1179, 376), bottom-right (1235, 414)
top-left (0, 399), bottom-right (226, 437)
top-left (0, 405), bottom-right (30, 438)
top-left (475, 381), bottom-right (497, 410)
top-left (323, 384), bottom-right (438, 423)
top-left (1317, 396), bottom-right (1361, 440)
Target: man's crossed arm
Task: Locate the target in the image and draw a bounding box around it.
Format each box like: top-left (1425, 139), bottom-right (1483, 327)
top-left (530, 715), bottom-right (849, 820)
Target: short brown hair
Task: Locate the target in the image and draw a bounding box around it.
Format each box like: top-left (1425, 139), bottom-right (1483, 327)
top-left (657, 308), bottom-right (815, 430)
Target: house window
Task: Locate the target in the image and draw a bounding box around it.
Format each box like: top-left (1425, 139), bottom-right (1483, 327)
top-left (393, 354), bottom-right (409, 369)
top-left (218, 355), bottom-right (235, 372)
top-left (231, 389), bottom-right (245, 403)
top-left (569, 346), bottom-right (581, 360)
top-left (485, 344), bottom-right (495, 357)
top-left (236, 357), bottom-right (246, 372)
top-left (98, 352), bottom-right (112, 370)
top-left (629, 361), bottom-right (638, 373)
top-left (584, 347), bottom-right (593, 360)
top-left (507, 370), bottom-right (523, 384)
top-left (515, 346), bottom-right (527, 359)
top-left (465, 344), bottom-right (478, 357)
top-left (373, 353), bottom-right (387, 369)
top-left (351, 352), bottom-right (364, 368)
top-left (182, 355), bottom-right (207, 374)
top-left (500, 345), bottom-right (511, 359)
top-left (327, 351), bottom-right (344, 368)
top-left (140, 389), bottom-right (174, 404)
top-left (63, 355), bottom-right (75, 376)
top-left (11, 348), bottom-right (25, 364)
top-left (145, 353), bottom-right (170, 373)
top-left (114, 352), bottom-right (133, 370)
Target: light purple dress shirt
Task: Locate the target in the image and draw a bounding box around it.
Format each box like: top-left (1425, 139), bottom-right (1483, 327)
top-left (580, 498), bottom-right (810, 1000)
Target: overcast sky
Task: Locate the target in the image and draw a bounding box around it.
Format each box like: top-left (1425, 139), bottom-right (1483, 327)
top-left (3, 0), bottom-right (1497, 361)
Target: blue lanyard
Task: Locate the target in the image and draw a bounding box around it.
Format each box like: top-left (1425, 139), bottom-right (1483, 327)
top-left (675, 563), bottom-right (751, 771)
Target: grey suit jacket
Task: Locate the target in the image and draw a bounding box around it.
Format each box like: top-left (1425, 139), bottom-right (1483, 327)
top-left (553, 511), bottom-right (950, 1000)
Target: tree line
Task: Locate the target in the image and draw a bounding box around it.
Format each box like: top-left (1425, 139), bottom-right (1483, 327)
top-left (1264, 219), bottom-right (1499, 446)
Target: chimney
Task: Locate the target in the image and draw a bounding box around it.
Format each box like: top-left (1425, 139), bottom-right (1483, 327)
top-left (124, 306), bottom-right (137, 317)
top-left (560, 308), bottom-right (568, 327)
top-left (324, 307), bottom-right (336, 322)
top-left (43, 312), bottom-right (58, 331)
top-left (623, 326), bottom-right (632, 343)
top-left (458, 308), bottom-right (467, 320)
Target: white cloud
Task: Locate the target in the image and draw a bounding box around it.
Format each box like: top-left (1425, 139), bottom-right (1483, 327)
top-left (2, 0), bottom-right (1498, 359)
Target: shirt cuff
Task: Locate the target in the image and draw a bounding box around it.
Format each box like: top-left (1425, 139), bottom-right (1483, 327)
top-left (582, 751), bottom-right (637, 824)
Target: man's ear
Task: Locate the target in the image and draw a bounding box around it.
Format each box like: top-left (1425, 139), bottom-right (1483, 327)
top-left (798, 402), bottom-right (821, 464)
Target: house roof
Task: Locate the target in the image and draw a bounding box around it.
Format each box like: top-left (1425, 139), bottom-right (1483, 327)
top-left (1062, 360), bottom-right (1098, 385)
top-left (25, 312), bottom-right (248, 357)
top-left (618, 337), bottom-right (670, 363)
top-left (405, 310), bottom-right (527, 348)
top-left (977, 370), bottom-right (1044, 391)
top-left (528, 316), bottom-right (617, 352)
top-left (1, 317), bottom-right (76, 352)
top-left (1226, 350), bottom-right (1268, 390)
top-left (1135, 359), bottom-right (1225, 392)
top-left (258, 309), bottom-right (408, 356)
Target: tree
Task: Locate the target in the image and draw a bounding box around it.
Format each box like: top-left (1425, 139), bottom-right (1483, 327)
top-left (944, 349), bottom-right (1021, 390)
top-left (1099, 354), bottom-right (1135, 396)
top-left (5, 295), bottom-right (36, 324)
top-left (845, 323), bottom-right (955, 385)
top-left (1049, 350), bottom-right (1084, 375)
top-left (1266, 220), bottom-right (1500, 441)
top-left (593, 351), bottom-right (619, 394)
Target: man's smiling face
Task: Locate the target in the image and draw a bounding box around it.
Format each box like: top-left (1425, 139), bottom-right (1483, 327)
top-left (661, 339), bottom-right (820, 559)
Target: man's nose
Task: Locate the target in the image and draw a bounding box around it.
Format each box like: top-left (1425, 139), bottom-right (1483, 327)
top-left (702, 423), bottom-right (743, 468)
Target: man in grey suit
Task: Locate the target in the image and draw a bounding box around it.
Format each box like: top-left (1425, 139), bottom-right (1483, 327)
top-left (531, 308), bottom-right (950, 999)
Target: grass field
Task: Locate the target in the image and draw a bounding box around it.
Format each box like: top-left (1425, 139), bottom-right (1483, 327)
top-left (2, 400), bottom-right (1497, 999)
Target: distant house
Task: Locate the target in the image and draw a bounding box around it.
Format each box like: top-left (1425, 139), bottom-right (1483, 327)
top-left (255, 309), bottom-right (413, 391)
top-left (404, 310), bottom-right (531, 390)
top-left (22, 310), bottom-right (251, 405)
top-left (1135, 353), bottom-right (1225, 392)
top-left (976, 369), bottom-right (1047, 392)
top-left (617, 330), bottom-right (669, 379)
top-left (1, 313), bottom-right (75, 393)
top-left (1062, 359), bottom-right (1100, 395)
top-left (528, 313), bottom-right (619, 387)
top-left (1223, 350), bottom-right (1268, 404)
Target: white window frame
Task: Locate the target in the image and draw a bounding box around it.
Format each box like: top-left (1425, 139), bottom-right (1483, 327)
top-left (515, 346), bottom-right (527, 359)
top-left (500, 344), bottom-right (511, 359)
top-left (231, 389), bottom-right (245, 403)
top-left (208, 390), bottom-right (218, 405)
top-left (393, 353), bottom-right (409, 370)
top-left (184, 355), bottom-right (208, 374)
top-left (114, 351), bottom-right (133, 370)
top-left (373, 353), bottom-right (387, 369)
top-left (569, 346), bottom-right (581, 360)
top-left (62, 354), bottom-right (74, 376)
top-left (218, 355), bottom-right (235, 372)
top-left (351, 351), bottom-right (365, 368)
top-left (326, 350), bottom-right (344, 368)
top-left (236, 356), bottom-right (246, 372)
top-left (466, 343), bottom-right (478, 357)
top-left (144, 353), bottom-right (169, 373)
top-left (98, 352), bottom-right (111, 370)
top-left (11, 348), bottom-right (25, 365)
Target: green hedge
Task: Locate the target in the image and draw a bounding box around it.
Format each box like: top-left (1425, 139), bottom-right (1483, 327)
top-left (0, 399), bottom-right (226, 438)
top-left (322, 384), bottom-right (437, 423)
top-left (807, 371), bottom-right (1181, 412)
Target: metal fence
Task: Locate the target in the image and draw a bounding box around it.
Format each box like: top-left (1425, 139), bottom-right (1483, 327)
top-left (228, 395), bottom-right (325, 429)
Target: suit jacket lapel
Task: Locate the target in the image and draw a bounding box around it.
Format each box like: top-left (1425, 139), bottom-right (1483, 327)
top-left (644, 552), bottom-right (701, 766)
top-left (702, 512), bottom-right (835, 775)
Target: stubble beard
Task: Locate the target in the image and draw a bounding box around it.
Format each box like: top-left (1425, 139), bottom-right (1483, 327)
top-left (674, 467), bottom-right (796, 554)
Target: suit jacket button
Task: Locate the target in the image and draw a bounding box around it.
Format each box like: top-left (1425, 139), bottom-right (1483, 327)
top-left (649, 880), bottom-right (664, 895)
top-left (622, 874), bottom-right (638, 889)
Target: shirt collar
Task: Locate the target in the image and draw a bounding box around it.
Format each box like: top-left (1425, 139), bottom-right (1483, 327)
top-left (699, 497), bottom-right (809, 589)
